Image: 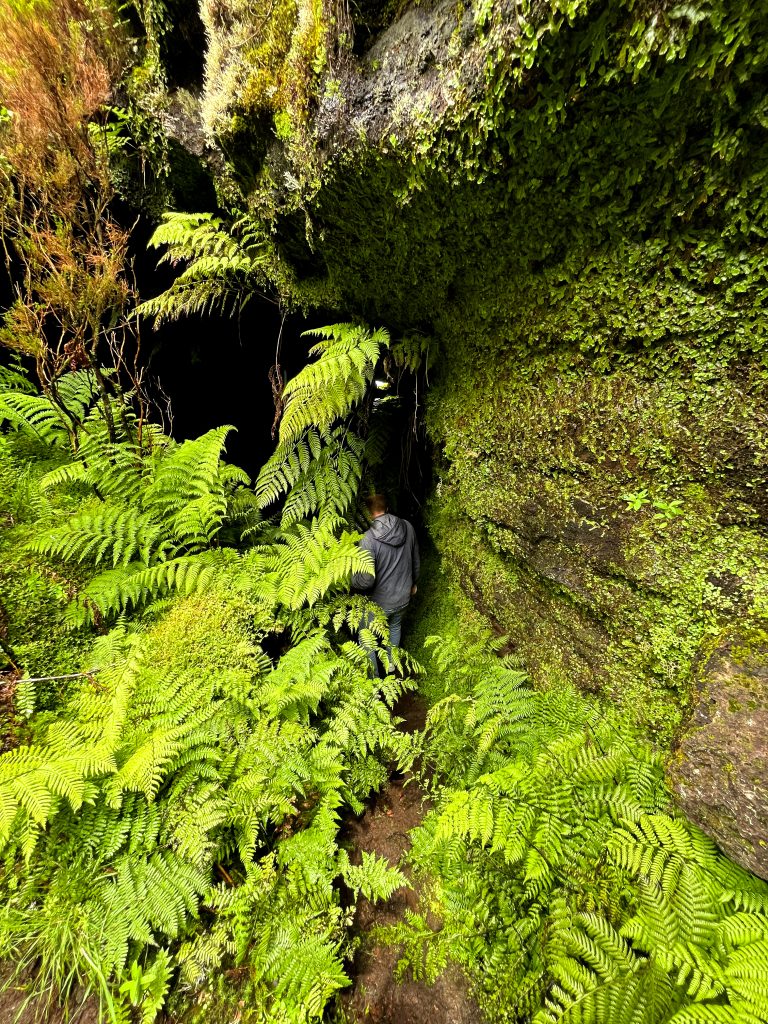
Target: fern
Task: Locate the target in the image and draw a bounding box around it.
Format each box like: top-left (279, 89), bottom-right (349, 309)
top-left (256, 426), bottom-right (367, 526)
top-left (0, 369), bottom-right (117, 451)
top-left (135, 213), bottom-right (270, 326)
top-left (401, 634), bottom-right (768, 1024)
top-left (0, 341), bottom-right (422, 1022)
top-left (278, 323), bottom-right (388, 444)
top-left (0, 356), bottom-right (35, 394)
top-left (247, 518), bottom-right (375, 611)
top-left (0, 313), bottom-right (425, 1024)
top-left (254, 323), bottom-right (389, 530)
top-left (0, 389), bottom-right (73, 446)
top-left (0, 578), bottom-right (418, 1018)
top-left (30, 425), bottom-right (243, 621)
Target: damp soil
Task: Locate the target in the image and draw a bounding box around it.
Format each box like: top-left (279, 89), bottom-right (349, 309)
top-left (339, 691), bottom-right (483, 1024)
top-left (0, 972), bottom-right (100, 1024)
top-left (0, 669), bottom-right (20, 752)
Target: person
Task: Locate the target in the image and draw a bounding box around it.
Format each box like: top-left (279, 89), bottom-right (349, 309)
top-left (351, 493), bottom-right (420, 676)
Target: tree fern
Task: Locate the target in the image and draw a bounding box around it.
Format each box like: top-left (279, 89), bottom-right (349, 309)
top-left (30, 424), bottom-right (244, 622)
top-left (0, 369), bottom-right (119, 451)
top-left (0, 389), bottom-right (73, 446)
top-left (256, 426), bottom-right (367, 527)
top-left (247, 518), bottom-right (374, 611)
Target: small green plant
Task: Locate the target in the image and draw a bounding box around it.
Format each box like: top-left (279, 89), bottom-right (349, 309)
top-left (621, 490), bottom-right (684, 525)
top-left (621, 488), bottom-right (650, 510)
top-left (119, 952), bottom-right (172, 1024)
top-left (652, 497), bottom-right (684, 523)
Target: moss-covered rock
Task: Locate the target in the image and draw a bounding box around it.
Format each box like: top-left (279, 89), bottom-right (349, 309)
top-left (198, 0), bottom-right (768, 746)
top-left (668, 617), bottom-right (768, 879)
top-left (426, 329), bottom-right (768, 741)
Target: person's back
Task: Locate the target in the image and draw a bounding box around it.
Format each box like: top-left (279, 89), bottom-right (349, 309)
top-left (354, 512), bottom-right (419, 614)
top-left (352, 494), bottom-right (420, 674)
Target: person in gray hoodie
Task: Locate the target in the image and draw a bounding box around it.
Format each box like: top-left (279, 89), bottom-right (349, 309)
top-left (351, 493), bottom-right (420, 675)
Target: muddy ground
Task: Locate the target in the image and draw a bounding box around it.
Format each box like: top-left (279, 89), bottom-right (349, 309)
top-left (339, 693), bottom-right (482, 1024)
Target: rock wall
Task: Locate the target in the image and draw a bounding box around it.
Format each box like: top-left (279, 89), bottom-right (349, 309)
top-left (669, 618), bottom-right (768, 880)
top-left (193, 0), bottom-right (768, 869)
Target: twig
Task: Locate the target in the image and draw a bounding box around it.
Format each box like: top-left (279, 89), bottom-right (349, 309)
top-left (15, 669), bottom-right (100, 684)
top-left (216, 863), bottom-right (235, 886)
top-left (270, 312), bottom-right (287, 439)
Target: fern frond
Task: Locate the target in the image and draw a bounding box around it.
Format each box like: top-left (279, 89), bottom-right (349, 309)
top-left (39, 460), bottom-right (88, 490)
top-left (72, 550), bottom-right (234, 622)
top-left (0, 390), bottom-right (71, 445)
top-left (29, 504), bottom-right (169, 567)
top-left (279, 324), bottom-right (389, 445)
top-left (137, 213), bottom-right (269, 326)
top-left (338, 848), bottom-right (409, 901)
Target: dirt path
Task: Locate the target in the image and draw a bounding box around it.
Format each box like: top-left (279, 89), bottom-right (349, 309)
top-left (0, 973), bottom-right (100, 1024)
top-left (339, 693), bottom-right (482, 1024)
top-left (0, 669), bottom-right (20, 753)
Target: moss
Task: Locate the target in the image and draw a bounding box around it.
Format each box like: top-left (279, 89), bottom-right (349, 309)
top-left (201, 0), bottom-right (329, 200)
top-left (213, 0), bottom-right (768, 747)
top-left (423, 327), bottom-right (768, 743)
top-left (403, 542), bottom-right (496, 706)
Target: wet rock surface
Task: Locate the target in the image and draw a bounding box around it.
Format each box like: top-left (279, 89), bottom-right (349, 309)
top-left (318, 0), bottom-right (525, 151)
top-left (669, 620), bottom-right (768, 880)
top-left (318, 0), bottom-right (471, 148)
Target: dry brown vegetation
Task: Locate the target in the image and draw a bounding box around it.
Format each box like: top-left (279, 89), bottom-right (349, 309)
top-left (0, 0), bottom-right (136, 418)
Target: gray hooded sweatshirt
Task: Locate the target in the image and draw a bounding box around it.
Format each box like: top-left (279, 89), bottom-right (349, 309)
top-left (351, 513), bottom-right (420, 615)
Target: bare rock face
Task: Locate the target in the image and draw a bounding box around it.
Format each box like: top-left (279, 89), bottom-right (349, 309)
top-left (669, 620), bottom-right (768, 880)
top-left (316, 0), bottom-right (486, 150)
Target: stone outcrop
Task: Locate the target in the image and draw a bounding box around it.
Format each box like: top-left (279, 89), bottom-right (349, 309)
top-left (669, 621), bottom-right (768, 880)
top-left (315, 0), bottom-right (504, 150)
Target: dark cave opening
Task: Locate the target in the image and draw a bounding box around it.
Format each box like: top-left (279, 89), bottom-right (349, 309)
top-left (127, 212), bottom-right (433, 516)
top-left (127, 216), bottom-right (331, 479)
top-left (136, 299), bottom-right (324, 481)
top-left (140, 301), bottom-right (433, 521)
top-left (0, 213), bottom-right (433, 523)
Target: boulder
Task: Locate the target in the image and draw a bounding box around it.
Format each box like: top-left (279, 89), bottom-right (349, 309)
top-left (669, 620), bottom-right (768, 880)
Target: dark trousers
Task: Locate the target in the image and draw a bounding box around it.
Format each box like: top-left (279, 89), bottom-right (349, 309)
top-left (359, 608), bottom-right (404, 677)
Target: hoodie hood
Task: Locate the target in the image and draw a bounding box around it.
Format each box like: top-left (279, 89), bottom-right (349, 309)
top-left (371, 513), bottom-right (407, 547)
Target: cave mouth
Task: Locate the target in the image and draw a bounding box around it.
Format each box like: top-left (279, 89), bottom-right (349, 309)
top-left (142, 301), bottom-right (433, 521)
top-left (140, 298), bottom-right (322, 480)
top-left (0, 220), bottom-right (433, 521)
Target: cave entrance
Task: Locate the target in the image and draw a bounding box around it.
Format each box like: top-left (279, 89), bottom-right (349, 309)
top-left (131, 219), bottom-right (433, 510)
top-left (142, 303), bottom-right (433, 520)
top-left (139, 299), bottom-right (327, 480)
